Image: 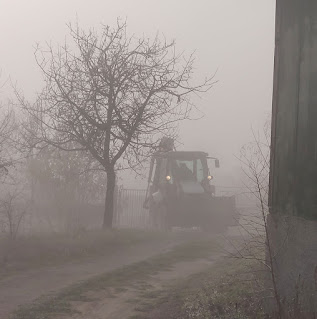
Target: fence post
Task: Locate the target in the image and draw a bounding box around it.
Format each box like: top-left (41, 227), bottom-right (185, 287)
top-left (113, 185), bottom-right (118, 228)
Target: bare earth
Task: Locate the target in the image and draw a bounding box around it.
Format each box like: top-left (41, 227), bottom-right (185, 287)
top-left (60, 256), bottom-right (220, 319)
top-left (0, 233), bottom-right (200, 319)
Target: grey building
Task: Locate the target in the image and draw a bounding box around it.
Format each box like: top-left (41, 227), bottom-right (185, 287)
top-left (269, 0), bottom-right (317, 315)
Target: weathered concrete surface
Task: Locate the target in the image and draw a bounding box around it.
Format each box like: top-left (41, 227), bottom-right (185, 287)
top-left (267, 214), bottom-right (317, 315)
top-left (269, 1), bottom-right (317, 315)
top-left (270, 0), bottom-right (317, 219)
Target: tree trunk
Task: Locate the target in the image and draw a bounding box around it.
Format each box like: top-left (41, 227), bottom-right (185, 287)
top-left (103, 168), bottom-right (116, 229)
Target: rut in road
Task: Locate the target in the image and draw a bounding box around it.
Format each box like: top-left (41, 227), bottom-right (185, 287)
top-left (0, 232), bottom-right (205, 319)
top-left (57, 255), bottom-right (221, 319)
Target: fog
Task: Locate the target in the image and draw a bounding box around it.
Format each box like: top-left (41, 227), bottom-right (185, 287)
top-left (0, 3), bottom-right (278, 317)
top-left (0, 0), bottom-right (274, 234)
top-left (0, 0), bottom-right (275, 189)
top-left (2, 3), bottom-right (316, 318)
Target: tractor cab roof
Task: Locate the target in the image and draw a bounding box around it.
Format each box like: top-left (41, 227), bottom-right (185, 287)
top-left (153, 151), bottom-right (208, 160)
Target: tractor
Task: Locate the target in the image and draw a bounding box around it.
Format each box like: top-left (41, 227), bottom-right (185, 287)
top-left (143, 138), bottom-right (238, 232)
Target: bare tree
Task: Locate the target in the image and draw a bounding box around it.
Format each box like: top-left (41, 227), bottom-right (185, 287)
top-left (18, 20), bottom-right (214, 228)
top-left (0, 91), bottom-right (30, 266)
top-left (0, 108), bottom-right (16, 176)
top-left (0, 184), bottom-right (30, 268)
top-left (239, 123), bottom-right (283, 318)
top-left (0, 190), bottom-right (27, 239)
top-left (0, 74), bottom-right (23, 178)
top-left (221, 120), bottom-right (287, 318)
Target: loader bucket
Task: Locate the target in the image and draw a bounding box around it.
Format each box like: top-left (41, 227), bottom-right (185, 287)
top-left (208, 196), bottom-right (238, 228)
top-left (164, 193), bottom-right (238, 232)
top-left (191, 195), bottom-right (238, 232)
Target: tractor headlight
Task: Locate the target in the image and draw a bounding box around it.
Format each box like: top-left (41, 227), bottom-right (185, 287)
top-left (207, 175), bottom-right (213, 181)
top-left (166, 175), bottom-right (171, 181)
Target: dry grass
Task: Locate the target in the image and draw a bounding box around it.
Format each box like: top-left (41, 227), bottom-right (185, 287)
top-left (0, 229), bottom-right (166, 274)
top-left (130, 256), bottom-right (266, 319)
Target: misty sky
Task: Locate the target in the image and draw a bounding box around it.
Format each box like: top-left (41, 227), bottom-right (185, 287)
top-left (0, 0), bottom-right (276, 187)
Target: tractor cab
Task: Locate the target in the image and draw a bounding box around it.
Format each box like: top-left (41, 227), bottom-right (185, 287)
top-left (149, 151), bottom-right (217, 196)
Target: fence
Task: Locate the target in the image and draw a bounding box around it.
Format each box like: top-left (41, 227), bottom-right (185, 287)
top-left (15, 187), bottom-right (255, 232)
top-left (11, 188), bottom-right (150, 233)
top-left (113, 188), bottom-right (151, 229)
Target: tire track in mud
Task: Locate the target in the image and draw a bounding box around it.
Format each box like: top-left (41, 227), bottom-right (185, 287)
top-left (0, 231), bottom-right (210, 319)
top-left (57, 256), bottom-right (221, 319)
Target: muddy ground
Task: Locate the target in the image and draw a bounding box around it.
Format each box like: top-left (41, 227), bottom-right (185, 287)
top-left (65, 257), bottom-right (219, 319)
top-left (1, 230), bottom-right (223, 319)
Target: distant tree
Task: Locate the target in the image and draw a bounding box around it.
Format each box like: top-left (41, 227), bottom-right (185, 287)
top-left (0, 80), bottom-right (30, 249)
top-left (0, 107), bottom-right (17, 177)
top-left (19, 20), bottom-right (214, 228)
top-left (0, 73), bottom-right (19, 178)
top-left (28, 145), bottom-right (106, 204)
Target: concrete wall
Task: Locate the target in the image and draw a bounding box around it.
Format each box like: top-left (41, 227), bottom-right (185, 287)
top-left (268, 214), bottom-right (317, 314)
top-left (270, 0), bottom-right (317, 219)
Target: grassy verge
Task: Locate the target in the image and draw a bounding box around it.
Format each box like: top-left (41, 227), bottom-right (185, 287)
top-left (128, 255), bottom-right (267, 319)
top-left (10, 239), bottom-right (217, 319)
top-left (0, 229), bottom-right (167, 275)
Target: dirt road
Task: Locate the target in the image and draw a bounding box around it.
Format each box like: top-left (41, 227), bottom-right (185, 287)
top-left (0, 231), bottom-right (209, 319)
top-left (65, 256), bottom-right (221, 319)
